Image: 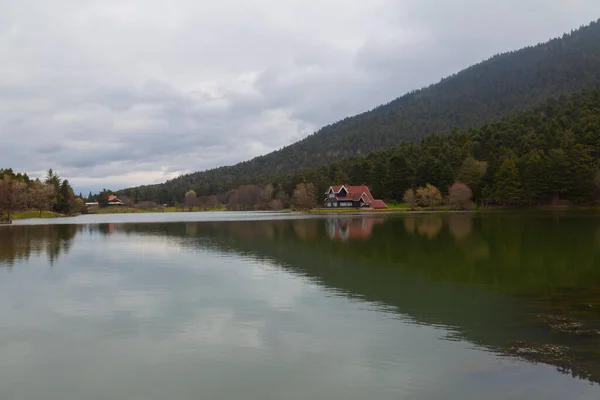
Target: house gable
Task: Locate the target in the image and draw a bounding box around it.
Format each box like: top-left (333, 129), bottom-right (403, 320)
top-left (325, 183), bottom-right (386, 209)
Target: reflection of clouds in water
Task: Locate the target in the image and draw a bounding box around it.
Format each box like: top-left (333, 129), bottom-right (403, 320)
top-left (1, 221), bottom-right (598, 398)
top-left (173, 307), bottom-right (265, 350)
top-left (246, 259), bottom-right (317, 311)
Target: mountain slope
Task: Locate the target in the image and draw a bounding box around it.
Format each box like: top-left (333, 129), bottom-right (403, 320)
top-left (125, 19), bottom-right (600, 198)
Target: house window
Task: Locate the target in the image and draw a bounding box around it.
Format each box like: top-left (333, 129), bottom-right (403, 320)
top-left (329, 193), bottom-right (335, 198)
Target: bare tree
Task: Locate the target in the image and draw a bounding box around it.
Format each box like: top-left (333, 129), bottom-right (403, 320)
top-left (291, 183), bottom-right (317, 210)
top-left (0, 176), bottom-right (15, 220)
top-left (184, 190), bottom-right (197, 211)
top-left (416, 184), bottom-right (442, 208)
top-left (31, 181), bottom-right (56, 217)
top-left (73, 198), bottom-right (87, 214)
top-left (13, 181), bottom-right (29, 210)
top-left (227, 185), bottom-right (265, 210)
top-left (136, 201), bottom-right (157, 210)
top-left (263, 184), bottom-right (275, 201)
top-left (275, 191), bottom-right (290, 208)
top-left (403, 188), bottom-right (417, 209)
top-left (448, 182), bottom-right (473, 210)
top-left (197, 195), bottom-right (219, 210)
top-left (269, 199), bottom-right (284, 210)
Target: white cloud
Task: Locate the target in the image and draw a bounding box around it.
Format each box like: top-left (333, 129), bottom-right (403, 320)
top-left (0, 0), bottom-right (598, 192)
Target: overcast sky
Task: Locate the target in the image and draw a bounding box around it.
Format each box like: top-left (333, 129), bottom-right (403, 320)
top-left (1, 0), bottom-right (598, 193)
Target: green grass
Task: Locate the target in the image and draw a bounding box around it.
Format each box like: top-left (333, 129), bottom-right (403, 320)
top-left (386, 203), bottom-right (410, 209)
top-left (87, 205), bottom-right (227, 215)
top-left (12, 211), bottom-right (62, 219)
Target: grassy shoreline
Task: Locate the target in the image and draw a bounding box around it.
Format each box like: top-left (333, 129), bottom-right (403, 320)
top-left (12, 211), bottom-right (64, 219)
top-left (5, 203), bottom-right (599, 221)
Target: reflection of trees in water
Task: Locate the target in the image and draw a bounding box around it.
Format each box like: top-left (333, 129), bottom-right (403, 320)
top-left (0, 225), bottom-right (82, 266)
top-left (292, 219), bottom-right (320, 241)
top-left (79, 215), bottom-right (600, 384)
top-left (403, 217), bottom-right (416, 234)
top-left (185, 222), bottom-right (198, 237)
top-left (447, 214), bottom-right (473, 241)
top-left (404, 215), bottom-right (445, 239)
top-left (447, 214), bottom-right (490, 262)
top-left (415, 216), bottom-right (443, 239)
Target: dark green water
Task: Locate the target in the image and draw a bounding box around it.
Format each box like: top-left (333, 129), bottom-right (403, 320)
top-left (1, 212), bottom-right (600, 399)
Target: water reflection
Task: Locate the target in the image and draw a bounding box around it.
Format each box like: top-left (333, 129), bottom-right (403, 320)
top-left (447, 214), bottom-right (473, 241)
top-left (326, 217), bottom-right (384, 241)
top-left (0, 224), bottom-right (81, 266)
top-left (1, 213), bottom-right (600, 386)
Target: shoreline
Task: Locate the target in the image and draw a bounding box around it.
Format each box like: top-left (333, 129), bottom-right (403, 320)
top-left (4, 204), bottom-right (598, 222)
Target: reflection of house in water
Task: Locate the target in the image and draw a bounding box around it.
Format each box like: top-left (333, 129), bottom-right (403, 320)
top-left (326, 218), bottom-right (384, 241)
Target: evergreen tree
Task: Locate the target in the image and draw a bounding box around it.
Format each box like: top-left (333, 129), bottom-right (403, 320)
top-left (546, 149), bottom-right (570, 201)
top-left (384, 154), bottom-right (414, 201)
top-left (565, 144), bottom-right (594, 202)
top-left (520, 150), bottom-right (548, 205)
top-left (494, 157), bottom-right (523, 205)
top-left (370, 158), bottom-right (386, 199)
top-left (57, 180), bottom-right (75, 214)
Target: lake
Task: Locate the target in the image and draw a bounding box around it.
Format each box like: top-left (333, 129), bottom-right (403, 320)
top-left (1, 211), bottom-right (600, 399)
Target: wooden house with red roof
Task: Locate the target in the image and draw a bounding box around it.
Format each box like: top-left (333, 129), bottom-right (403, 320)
top-left (324, 185), bottom-right (388, 209)
top-left (107, 195), bottom-right (126, 206)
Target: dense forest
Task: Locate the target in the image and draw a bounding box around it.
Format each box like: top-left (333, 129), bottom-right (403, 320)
top-left (116, 86), bottom-right (600, 208)
top-left (121, 19), bottom-right (600, 199)
top-left (0, 169), bottom-right (85, 219)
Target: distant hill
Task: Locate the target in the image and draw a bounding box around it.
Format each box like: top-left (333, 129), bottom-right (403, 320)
top-left (122, 19), bottom-right (600, 201)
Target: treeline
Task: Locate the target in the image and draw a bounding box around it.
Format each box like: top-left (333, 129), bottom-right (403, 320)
top-left (0, 169), bottom-right (85, 219)
top-left (121, 18), bottom-right (600, 197)
top-left (278, 88), bottom-right (600, 206)
top-left (118, 87), bottom-right (600, 208)
top-left (181, 183), bottom-right (317, 211)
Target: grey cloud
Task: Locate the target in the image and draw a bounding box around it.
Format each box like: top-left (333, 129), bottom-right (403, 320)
top-left (0, 0), bottom-right (598, 193)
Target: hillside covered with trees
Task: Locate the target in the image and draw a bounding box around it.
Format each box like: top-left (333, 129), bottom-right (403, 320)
top-left (117, 86), bottom-right (600, 209)
top-left (122, 19), bottom-right (600, 200)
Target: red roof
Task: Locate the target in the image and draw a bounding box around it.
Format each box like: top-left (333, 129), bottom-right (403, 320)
top-left (327, 185), bottom-right (376, 202)
top-left (108, 195), bottom-right (117, 201)
top-left (370, 200), bottom-right (388, 209)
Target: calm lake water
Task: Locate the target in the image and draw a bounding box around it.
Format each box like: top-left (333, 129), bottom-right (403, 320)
top-left (1, 211), bottom-right (600, 399)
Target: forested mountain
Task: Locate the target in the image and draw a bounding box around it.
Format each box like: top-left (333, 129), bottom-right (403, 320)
top-left (279, 87), bottom-right (600, 206)
top-left (121, 19), bottom-right (600, 202)
top-left (119, 86), bottom-right (600, 207)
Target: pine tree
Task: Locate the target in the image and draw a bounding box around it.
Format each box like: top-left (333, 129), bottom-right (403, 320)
top-left (546, 149), bottom-right (570, 201)
top-left (565, 144), bottom-right (593, 202)
top-left (370, 158), bottom-right (386, 199)
top-left (58, 180), bottom-right (75, 214)
top-left (520, 150), bottom-right (548, 205)
top-left (494, 157), bottom-right (523, 205)
top-left (384, 154), bottom-right (414, 201)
